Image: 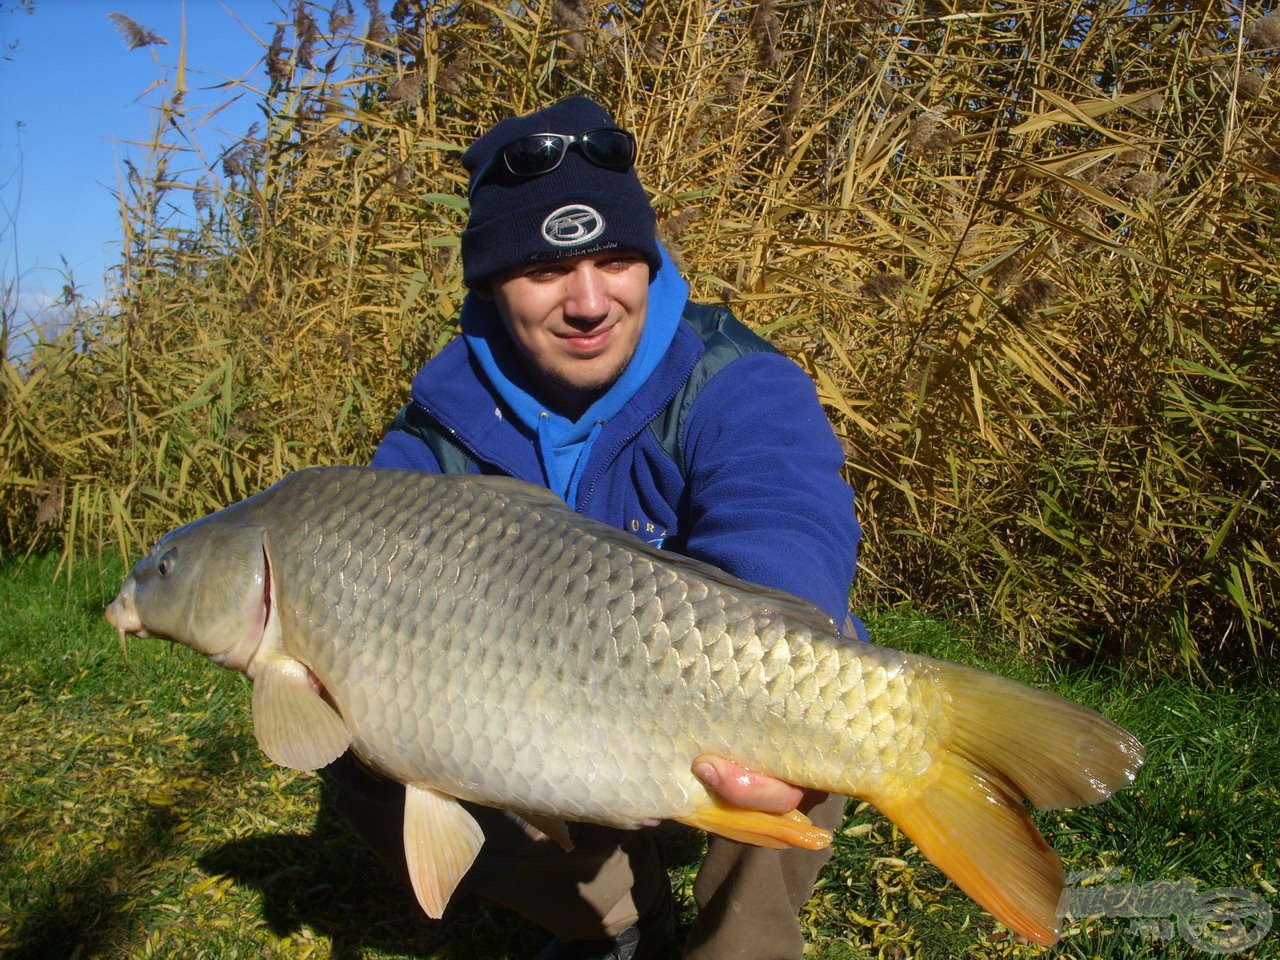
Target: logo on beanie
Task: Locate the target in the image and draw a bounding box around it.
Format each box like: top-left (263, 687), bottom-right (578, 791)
top-left (542, 204), bottom-right (605, 247)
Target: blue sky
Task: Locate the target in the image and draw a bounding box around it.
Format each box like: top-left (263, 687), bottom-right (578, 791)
top-left (1, 0), bottom-right (290, 341)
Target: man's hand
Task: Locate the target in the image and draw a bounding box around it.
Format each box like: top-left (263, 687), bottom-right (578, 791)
top-left (692, 754), bottom-right (814, 814)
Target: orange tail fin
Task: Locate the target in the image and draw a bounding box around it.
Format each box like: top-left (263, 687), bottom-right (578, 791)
top-left (871, 659), bottom-right (1144, 945)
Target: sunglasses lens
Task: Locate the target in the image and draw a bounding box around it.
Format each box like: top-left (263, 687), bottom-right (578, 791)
top-left (502, 134), bottom-right (568, 176)
top-left (489, 129), bottom-right (635, 189)
top-left (581, 129), bottom-right (635, 169)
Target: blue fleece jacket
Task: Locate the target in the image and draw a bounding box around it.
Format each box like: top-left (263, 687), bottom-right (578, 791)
top-left (372, 259), bottom-right (866, 637)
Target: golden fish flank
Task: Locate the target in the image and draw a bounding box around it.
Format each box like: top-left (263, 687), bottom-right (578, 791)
top-left (105, 466), bottom-right (1145, 945)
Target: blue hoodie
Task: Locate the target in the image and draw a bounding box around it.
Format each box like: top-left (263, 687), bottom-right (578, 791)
top-left (373, 252), bottom-right (865, 636)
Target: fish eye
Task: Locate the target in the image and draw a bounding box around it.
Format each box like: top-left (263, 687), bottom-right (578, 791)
top-left (156, 548), bottom-right (177, 578)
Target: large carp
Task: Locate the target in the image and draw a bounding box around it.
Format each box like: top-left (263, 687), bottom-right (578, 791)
top-left (105, 466), bottom-right (1143, 944)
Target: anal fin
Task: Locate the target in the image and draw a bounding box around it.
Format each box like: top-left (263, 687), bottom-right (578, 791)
top-left (251, 655), bottom-right (351, 770)
top-left (403, 785), bottom-right (485, 919)
top-left (679, 799), bottom-right (832, 850)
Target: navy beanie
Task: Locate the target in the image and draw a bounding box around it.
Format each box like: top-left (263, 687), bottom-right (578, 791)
top-left (461, 97), bottom-right (661, 290)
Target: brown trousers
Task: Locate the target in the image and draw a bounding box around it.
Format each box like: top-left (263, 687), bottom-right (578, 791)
top-left (324, 754), bottom-right (846, 959)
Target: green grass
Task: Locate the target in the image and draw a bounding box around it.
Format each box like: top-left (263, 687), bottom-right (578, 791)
top-left (1, 557), bottom-right (1275, 958)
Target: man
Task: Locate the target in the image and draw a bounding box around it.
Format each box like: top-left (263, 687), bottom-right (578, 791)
top-left (335, 95), bottom-right (868, 960)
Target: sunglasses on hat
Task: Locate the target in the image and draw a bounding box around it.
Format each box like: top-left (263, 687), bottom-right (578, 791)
top-left (469, 127), bottom-right (637, 199)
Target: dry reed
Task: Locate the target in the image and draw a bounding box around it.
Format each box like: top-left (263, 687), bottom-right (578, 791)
top-left (2, 0), bottom-right (1276, 672)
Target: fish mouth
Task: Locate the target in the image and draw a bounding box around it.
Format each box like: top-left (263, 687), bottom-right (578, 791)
top-left (105, 581), bottom-right (147, 657)
top-left (105, 581), bottom-right (142, 633)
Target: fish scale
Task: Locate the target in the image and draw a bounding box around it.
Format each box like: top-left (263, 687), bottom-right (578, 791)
top-left (105, 465), bottom-right (1144, 943)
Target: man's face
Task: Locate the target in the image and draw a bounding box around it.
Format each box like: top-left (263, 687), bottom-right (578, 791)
top-left (489, 250), bottom-right (650, 419)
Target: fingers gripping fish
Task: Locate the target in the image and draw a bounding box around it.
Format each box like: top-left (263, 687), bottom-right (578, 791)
top-left (105, 466), bottom-right (1144, 944)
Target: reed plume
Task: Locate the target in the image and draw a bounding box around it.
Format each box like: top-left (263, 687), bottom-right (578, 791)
top-left (106, 12), bottom-right (166, 50)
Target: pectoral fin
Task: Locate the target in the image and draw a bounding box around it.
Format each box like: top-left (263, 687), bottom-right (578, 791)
top-left (251, 655), bottom-right (351, 770)
top-left (679, 799), bottom-right (832, 850)
top-left (403, 784), bottom-right (485, 919)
